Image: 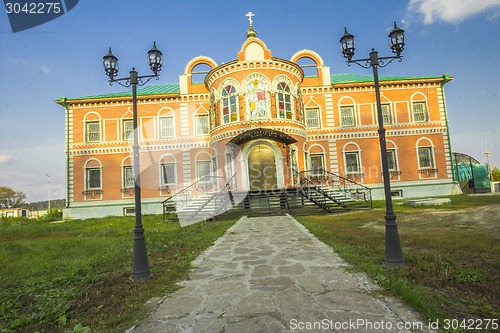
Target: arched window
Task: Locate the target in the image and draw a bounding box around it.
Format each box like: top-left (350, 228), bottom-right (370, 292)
top-left (83, 112), bottom-right (101, 143)
top-left (416, 138), bottom-right (436, 171)
top-left (122, 157), bottom-right (134, 190)
top-left (343, 142), bottom-right (363, 181)
top-left (245, 75), bottom-right (270, 119)
top-left (276, 82), bottom-right (293, 119)
top-left (83, 158), bottom-right (103, 200)
top-left (221, 85), bottom-right (238, 124)
top-left (411, 93), bottom-right (429, 123)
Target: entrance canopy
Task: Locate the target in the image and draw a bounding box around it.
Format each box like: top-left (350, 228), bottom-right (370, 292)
top-left (229, 128), bottom-right (297, 145)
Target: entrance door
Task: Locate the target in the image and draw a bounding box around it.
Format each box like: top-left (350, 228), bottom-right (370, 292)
top-left (248, 145), bottom-right (278, 191)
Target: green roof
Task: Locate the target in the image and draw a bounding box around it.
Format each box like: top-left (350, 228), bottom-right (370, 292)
top-left (330, 73), bottom-right (448, 84)
top-left (62, 74), bottom-right (450, 102)
top-left (67, 83), bottom-right (180, 101)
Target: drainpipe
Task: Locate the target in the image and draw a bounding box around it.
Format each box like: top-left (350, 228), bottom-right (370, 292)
top-left (441, 74), bottom-right (455, 182)
top-left (58, 97), bottom-right (71, 208)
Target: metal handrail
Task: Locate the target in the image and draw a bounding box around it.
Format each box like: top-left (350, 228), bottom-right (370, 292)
top-left (301, 168), bottom-right (373, 209)
top-left (189, 173), bottom-right (236, 220)
top-left (162, 175), bottom-right (228, 220)
top-left (293, 169), bottom-right (338, 211)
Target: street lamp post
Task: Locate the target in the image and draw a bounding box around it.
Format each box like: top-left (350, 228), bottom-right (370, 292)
top-left (45, 173), bottom-right (51, 211)
top-left (103, 42), bottom-right (163, 280)
top-left (340, 22), bottom-right (405, 268)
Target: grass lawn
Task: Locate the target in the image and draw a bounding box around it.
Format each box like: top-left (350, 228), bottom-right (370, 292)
top-left (1, 194), bottom-right (498, 332)
top-left (297, 194), bottom-right (500, 331)
top-left (0, 215), bottom-right (237, 332)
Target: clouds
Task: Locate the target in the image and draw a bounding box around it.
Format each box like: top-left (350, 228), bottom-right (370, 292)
top-left (9, 58), bottom-right (50, 75)
top-left (41, 65), bottom-right (51, 75)
top-left (0, 154), bottom-right (18, 165)
top-left (407, 0), bottom-right (500, 24)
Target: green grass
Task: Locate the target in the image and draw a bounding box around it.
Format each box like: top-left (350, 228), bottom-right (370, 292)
top-left (297, 194), bottom-right (500, 332)
top-left (0, 215), bottom-right (237, 332)
top-left (1, 194), bottom-right (499, 332)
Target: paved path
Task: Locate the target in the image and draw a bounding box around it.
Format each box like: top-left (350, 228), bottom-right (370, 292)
top-left (128, 215), bottom-right (434, 333)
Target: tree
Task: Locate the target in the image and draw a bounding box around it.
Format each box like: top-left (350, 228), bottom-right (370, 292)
top-left (0, 186), bottom-right (26, 208)
top-left (492, 167), bottom-right (500, 182)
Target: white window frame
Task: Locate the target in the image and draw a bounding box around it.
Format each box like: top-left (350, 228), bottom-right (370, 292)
top-left (381, 103), bottom-right (392, 125)
top-left (160, 162), bottom-right (177, 186)
top-left (340, 106), bottom-right (356, 127)
top-left (310, 153), bottom-right (325, 176)
top-left (196, 161), bottom-right (212, 183)
top-left (122, 119), bottom-right (134, 141)
top-left (387, 149), bottom-right (399, 171)
top-left (344, 151), bottom-right (361, 174)
top-left (159, 116), bottom-right (174, 138)
top-left (417, 146), bottom-right (435, 169)
top-left (305, 108), bottom-right (321, 128)
top-left (413, 101), bottom-right (429, 123)
top-left (85, 167), bottom-right (101, 190)
top-left (123, 165), bottom-right (134, 189)
top-left (85, 121), bottom-right (100, 143)
top-left (195, 114), bottom-right (209, 136)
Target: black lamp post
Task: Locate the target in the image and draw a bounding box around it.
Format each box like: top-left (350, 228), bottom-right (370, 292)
top-left (340, 22), bottom-right (405, 268)
top-left (103, 42), bottom-right (163, 280)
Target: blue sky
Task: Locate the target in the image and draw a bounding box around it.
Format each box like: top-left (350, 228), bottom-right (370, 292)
top-left (1, 0), bottom-right (499, 202)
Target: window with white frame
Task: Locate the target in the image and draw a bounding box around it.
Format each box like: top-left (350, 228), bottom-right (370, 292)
top-left (345, 152), bottom-right (361, 174)
top-left (276, 82), bottom-right (293, 119)
top-left (306, 108), bottom-right (320, 128)
top-left (86, 167), bottom-right (101, 190)
top-left (159, 116), bottom-right (174, 138)
top-left (161, 163), bottom-right (176, 185)
top-left (381, 104), bottom-right (392, 125)
top-left (387, 149), bottom-right (398, 171)
top-left (122, 119), bottom-right (134, 141)
top-left (340, 106), bottom-right (355, 127)
top-left (195, 114), bottom-right (209, 136)
top-left (196, 161), bottom-right (211, 182)
top-left (123, 165), bottom-right (134, 189)
top-left (310, 154), bottom-right (324, 174)
top-left (85, 121), bottom-right (100, 143)
top-left (418, 147), bottom-right (435, 169)
top-left (413, 101), bottom-right (429, 122)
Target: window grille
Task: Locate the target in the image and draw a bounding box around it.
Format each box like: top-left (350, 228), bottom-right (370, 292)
top-left (86, 168), bottom-right (101, 189)
top-left (159, 116), bottom-right (174, 138)
top-left (86, 121), bottom-right (100, 143)
top-left (123, 166), bottom-right (134, 188)
top-left (195, 115), bottom-right (209, 136)
top-left (418, 147), bottom-right (434, 169)
top-left (306, 108), bottom-right (320, 128)
top-left (340, 106), bottom-right (355, 127)
top-left (413, 102), bottom-right (429, 122)
top-left (381, 104), bottom-right (392, 125)
top-left (122, 119), bottom-right (134, 140)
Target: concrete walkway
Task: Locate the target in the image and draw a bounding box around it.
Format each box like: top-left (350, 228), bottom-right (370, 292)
top-left (128, 215), bottom-right (434, 333)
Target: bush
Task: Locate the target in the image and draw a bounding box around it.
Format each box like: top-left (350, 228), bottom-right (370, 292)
top-left (39, 209), bottom-right (63, 222)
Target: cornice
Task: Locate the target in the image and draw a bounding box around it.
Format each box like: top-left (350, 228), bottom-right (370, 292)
top-left (205, 59), bottom-right (304, 88)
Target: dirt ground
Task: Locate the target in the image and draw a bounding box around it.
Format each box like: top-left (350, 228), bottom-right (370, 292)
top-left (401, 203), bottom-right (500, 234)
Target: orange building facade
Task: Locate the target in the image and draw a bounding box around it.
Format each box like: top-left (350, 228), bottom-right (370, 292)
top-left (57, 26), bottom-right (460, 219)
